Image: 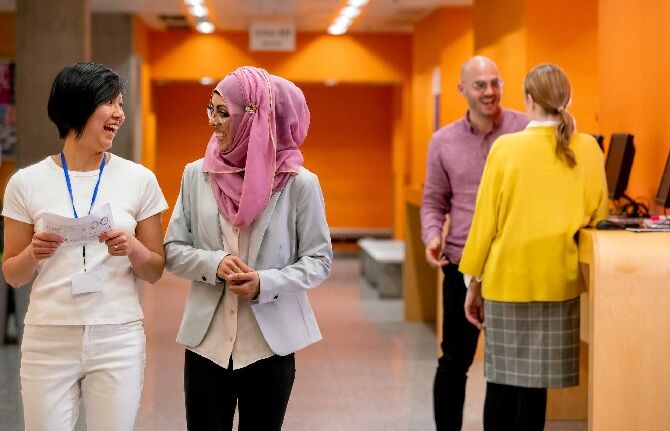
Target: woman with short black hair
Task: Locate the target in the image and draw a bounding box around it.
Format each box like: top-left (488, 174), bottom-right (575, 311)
top-left (2, 62), bottom-right (167, 430)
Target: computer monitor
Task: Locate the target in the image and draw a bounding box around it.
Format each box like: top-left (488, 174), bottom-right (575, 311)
top-left (657, 151), bottom-right (670, 208)
top-left (592, 134), bottom-right (604, 151)
top-left (605, 134), bottom-right (635, 200)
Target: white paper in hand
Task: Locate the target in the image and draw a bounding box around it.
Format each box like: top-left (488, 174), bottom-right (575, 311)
top-left (43, 202), bottom-right (115, 246)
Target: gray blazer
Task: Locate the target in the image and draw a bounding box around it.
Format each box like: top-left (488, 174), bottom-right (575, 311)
top-left (164, 159), bottom-right (332, 356)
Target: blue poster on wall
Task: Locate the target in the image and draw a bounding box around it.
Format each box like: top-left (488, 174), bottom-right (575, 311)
top-left (0, 61), bottom-right (16, 157)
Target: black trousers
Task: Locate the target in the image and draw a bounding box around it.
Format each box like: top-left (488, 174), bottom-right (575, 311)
top-left (434, 263), bottom-right (481, 430)
top-left (483, 382), bottom-right (547, 431)
top-left (184, 349), bottom-right (296, 431)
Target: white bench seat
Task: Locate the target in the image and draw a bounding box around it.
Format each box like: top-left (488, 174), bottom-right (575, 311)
top-left (357, 238), bottom-right (404, 298)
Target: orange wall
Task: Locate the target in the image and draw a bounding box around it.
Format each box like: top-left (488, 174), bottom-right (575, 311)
top-left (300, 84), bottom-right (394, 228)
top-left (598, 0), bottom-right (670, 210)
top-left (392, 84), bottom-right (410, 238)
top-left (472, 0), bottom-right (599, 132)
top-left (152, 82), bottom-right (212, 225)
top-left (146, 29), bottom-right (411, 235)
top-left (410, 7), bottom-right (473, 190)
top-left (148, 30), bottom-right (411, 84)
top-left (0, 13), bottom-right (16, 59)
top-left (153, 82), bottom-right (395, 230)
top-left (438, 8), bottom-right (476, 126)
top-left (134, 17), bottom-right (156, 171)
top-left (473, 0), bottom-right (527, 111)
top-left (525, 0), bottom-right (599, 134)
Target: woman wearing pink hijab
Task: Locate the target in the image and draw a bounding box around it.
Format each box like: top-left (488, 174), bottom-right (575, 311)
top-left (164, 66), bottom-right (332, 430)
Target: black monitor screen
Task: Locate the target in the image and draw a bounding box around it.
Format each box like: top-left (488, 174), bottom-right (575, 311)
top-left (592, 134), bottom-right (604, 151)
top-left (657, 151), bottom-right (670, 207)
top-left (605, 134), bottom-right (635, 199)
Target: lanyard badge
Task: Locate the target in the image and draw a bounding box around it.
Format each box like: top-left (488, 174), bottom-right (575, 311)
top-left (60, 152), bottom-right (106, 273)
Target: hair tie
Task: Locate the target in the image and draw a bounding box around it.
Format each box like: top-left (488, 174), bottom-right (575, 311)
top-left (557, 106), bottom-right (565, 113)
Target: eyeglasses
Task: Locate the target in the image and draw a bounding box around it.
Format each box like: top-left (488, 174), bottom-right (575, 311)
top-left (206, 105), bottom-right (230, 122)
top-left (470, 79), bottom-right (504, 92)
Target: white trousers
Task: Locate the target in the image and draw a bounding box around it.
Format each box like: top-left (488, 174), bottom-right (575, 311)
top-left (20, 321), bottom-right (146, 431)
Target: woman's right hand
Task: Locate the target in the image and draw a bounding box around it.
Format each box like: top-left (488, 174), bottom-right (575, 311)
top-left (464, 280), bottom-right (485, 330)
top-left (29, 232), bottom-right (64, 261)
top-left (217, 255), bottom-right (252, 279)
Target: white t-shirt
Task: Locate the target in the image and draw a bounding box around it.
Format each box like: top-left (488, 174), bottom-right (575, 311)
top-left (2, 155), bottom-right (168, 325)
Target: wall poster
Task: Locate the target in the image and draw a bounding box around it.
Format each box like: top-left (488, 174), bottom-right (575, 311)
top-left (0, 61), bottom-right (16, 158)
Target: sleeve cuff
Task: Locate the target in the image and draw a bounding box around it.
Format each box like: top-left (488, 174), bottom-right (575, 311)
top-left (463, 274), bottom-right (482, 288)
top-left (202, 250), bottom-right (229, 285)
top-left (255, 269), bottom-right (280, 304)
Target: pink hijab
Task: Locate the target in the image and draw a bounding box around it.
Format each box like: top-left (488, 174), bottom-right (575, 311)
top-left (202, 67), bottom-right (308, 228)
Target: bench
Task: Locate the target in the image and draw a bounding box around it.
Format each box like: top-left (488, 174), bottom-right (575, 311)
top-left (330, 227), bottom-right (393, 243)
top-left (357, 238), bottom-right (404, 298)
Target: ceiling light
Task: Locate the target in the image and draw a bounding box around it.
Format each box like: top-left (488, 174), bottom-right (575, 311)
top-left (334, 16), bottom-right (352, 27)
top-left (189, 5), bottom-right (208, 17)
top-left (196, 21), bottom-right (215, 33)
top-left (347, 0), bottom-right (369, 7)
top-left (340, 6), bottom-right (361, 19)
top-left (199, 77), bottom-right (215, 85)
top-left (184, 0), bottom-right (204, 6)
top-left (328, 24), bottom-right (348, 35)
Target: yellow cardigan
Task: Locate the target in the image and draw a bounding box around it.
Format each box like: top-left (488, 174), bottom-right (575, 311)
top-left (459, 125), bottom-right (609, 302)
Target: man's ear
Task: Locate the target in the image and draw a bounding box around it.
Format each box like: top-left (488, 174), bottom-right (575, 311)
top-left (457, 83), bottom-right (464, 96)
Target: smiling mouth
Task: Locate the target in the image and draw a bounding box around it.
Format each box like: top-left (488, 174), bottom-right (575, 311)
top-left (104, 123), bottom-right (120, 135)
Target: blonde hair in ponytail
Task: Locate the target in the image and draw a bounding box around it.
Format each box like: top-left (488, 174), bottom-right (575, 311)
top-left (524, 64), bottom-right (576, 168)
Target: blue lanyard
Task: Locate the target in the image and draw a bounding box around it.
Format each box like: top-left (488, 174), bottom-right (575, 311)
top-left (61, 152), bottom-right (106, 273)
top-left (60, 152), bottom-right (106, 218)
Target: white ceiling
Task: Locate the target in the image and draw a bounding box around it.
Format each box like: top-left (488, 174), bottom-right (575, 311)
top-left (0, 0), bottom-right (472, 33)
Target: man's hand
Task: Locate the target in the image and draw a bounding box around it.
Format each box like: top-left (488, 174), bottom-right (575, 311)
top-left (425, 237), bottom-right (449, 268)
top-left (217, 255), bottom-right (252, 279)
top-left (227, 271), bottom-right (261, 301)
top-left (464, 280), bottom-right (484, 330)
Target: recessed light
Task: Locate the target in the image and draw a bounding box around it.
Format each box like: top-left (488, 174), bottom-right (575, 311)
top-left (341, 6), bottom-right (361, 19)
top-left (196, 22), bottom-right (215, 33)
top-left (334, 16), bottom-right (352, 27)
top-left (328, 24), bottom-right (348, 35)
top-left (189, 5), bottom-right (208, 17)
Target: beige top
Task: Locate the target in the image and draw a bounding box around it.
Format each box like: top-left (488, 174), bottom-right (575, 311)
top-left (188, 215), bottom-right (274, 370)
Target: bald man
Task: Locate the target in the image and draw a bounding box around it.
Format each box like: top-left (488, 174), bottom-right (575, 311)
top-left (420, 56), bottom-right (527, 430)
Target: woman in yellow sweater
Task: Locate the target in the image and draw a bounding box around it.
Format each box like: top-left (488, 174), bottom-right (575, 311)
top-left (459, 64), bottom-right (608, 430)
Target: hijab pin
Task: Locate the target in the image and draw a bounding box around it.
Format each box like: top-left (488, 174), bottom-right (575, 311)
top-left (245, 103), bottom-right (257, 114)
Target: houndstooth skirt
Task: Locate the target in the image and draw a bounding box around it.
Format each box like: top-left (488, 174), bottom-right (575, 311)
top-left (483, 297), bottom-right (580, 388)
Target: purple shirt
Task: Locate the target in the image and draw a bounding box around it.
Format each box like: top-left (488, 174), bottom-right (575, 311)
top-left (420, 108), bottom-right (528, 264)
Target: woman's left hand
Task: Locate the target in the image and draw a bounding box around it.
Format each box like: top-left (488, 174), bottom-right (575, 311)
top-left (226, 271), bottom-right (261, 301)
top-left (464, 280), bottom-right (485, 330)
top-left (100, 229), bottom-right (139, 257)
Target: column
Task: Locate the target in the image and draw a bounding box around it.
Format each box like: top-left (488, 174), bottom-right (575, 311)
top-left (15, 0), bottom-right (90, 168)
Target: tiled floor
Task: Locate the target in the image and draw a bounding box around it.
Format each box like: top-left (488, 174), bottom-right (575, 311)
top-left (0, 255), bottom-right (586, 430)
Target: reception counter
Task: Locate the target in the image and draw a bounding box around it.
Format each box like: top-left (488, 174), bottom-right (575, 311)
top-left (577, 229), bottom-right (670, 430)
top-left (403, 199), bottom-right (670, 428)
